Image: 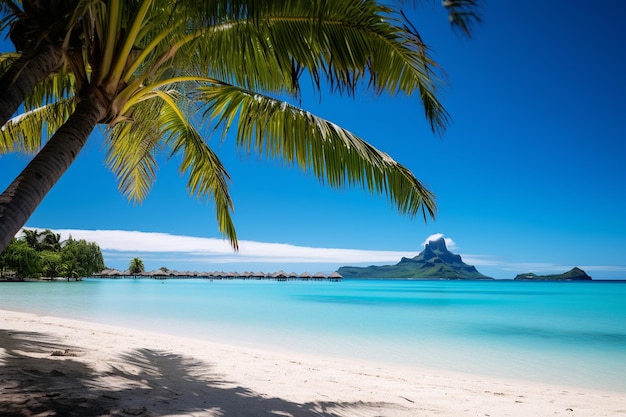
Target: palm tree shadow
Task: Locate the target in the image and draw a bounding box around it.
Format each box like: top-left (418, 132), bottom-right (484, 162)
top-left (0, 329), bottom-right (114, 416)
top-left (0, 329), bottom-right (398, 416)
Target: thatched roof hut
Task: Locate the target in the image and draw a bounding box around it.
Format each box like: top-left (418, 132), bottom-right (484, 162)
top-left (328, 271), bottom-right (343, 281)
top-left (271, 270), bottom-right (288, 279)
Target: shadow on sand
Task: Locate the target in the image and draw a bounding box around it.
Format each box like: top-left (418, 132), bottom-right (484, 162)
top-left (0, 329), bottom-right (393, 416)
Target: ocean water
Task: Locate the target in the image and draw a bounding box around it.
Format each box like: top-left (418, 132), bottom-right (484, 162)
top-left (1, 278), bottom-right (625, 391)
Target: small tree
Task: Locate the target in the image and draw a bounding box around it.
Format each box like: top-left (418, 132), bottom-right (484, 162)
top-left (21, 229), bottom-right (42, 251)
top-left (129, 258), bottom-right (145, 276)
top-left (0, 238), bottom-right (18, 277)
top-left (61, 236), bottom-right (105, 278)
top-left (40, 230), bottom-right (62, 252)
top-left (40, 250), bottom-right (63, 278)
top-left (0, 239), bottom-right (41, 280)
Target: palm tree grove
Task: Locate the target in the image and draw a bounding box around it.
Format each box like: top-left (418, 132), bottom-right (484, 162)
top-left (0, 0), bottom-right (479, 255)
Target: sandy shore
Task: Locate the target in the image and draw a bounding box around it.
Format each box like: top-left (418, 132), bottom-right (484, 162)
top-left (1, 309), bottom-right (624, 417)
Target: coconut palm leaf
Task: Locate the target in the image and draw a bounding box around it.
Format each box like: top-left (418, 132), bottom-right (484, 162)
top-left (23, 68), bottom-right (76, 110)
top-left (398, 0), bottom-right (482, 37)
top-left (199, 83), bottom-right (436, 220)
top-left (188, 0), bottom-right (448, 133)
top-left (105, 98), bottom-right (163, 203)
top-left (0, 52), bottom-right (19, 77)
top-left (158, 91), bottom-right (237, 248)
top-left (440, 0), bottom-right (482, 37)
top-left (0, 97), bottom-right (76, 153)
top-left (105, 88), bottom-right (237, 247)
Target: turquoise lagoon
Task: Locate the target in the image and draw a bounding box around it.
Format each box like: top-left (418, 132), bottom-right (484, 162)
top-left (1, 279), bottom-right (625, 391)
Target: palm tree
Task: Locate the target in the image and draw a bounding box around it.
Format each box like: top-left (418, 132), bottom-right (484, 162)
top-left (128, 257), bottom-right (144, 276)
top-left (21, 228), bottom-right (41, 251)
top-left (40, 229), bottom-right (62, 252)
top-left (0, 0), bottom-right (481, 253)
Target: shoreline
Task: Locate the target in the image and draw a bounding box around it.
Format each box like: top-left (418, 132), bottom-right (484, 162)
top-left (1, 309), bottom-right (625, 416)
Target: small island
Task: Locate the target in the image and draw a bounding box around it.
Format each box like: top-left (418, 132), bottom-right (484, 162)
top-left (513, 267), bottom-right (592, 281)
top-left (337, 237), bottom-right (492, 279)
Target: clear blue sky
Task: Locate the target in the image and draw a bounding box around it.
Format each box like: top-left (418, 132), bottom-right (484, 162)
top-left (2, 2), bottom-right (625, 278)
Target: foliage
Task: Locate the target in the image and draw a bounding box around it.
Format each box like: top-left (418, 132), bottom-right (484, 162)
top-left (0, 229), bottom-right (104, 279)
top-left (40, 250), bottom-right (63, 278)
top-left (513, 267), bottom-right (592, 281)
top-left (128, 257), bottom-right (145, 276)
top-left (0, 238), bottom-right (41, 279)
top-left (21, 228), bottom-right (62, 252)
top-left (0, 0), bottom-right (482, 253)
top-left (61, 236), bottom-right (106, 278)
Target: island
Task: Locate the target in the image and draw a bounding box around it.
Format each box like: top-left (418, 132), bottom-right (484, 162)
top-left (337, 237), bottom-right (493, 279)
top-left (513, 267), bottom-right (592, 281)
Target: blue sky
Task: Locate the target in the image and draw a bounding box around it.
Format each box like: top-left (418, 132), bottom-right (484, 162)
top-left (1, 2), bottom-right (625, 279)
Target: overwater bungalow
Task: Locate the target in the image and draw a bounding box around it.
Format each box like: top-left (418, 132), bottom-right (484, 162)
top-left (152, 269), bottom-right (168, 279)
top-left (312, 272), bottom-right (327, 280)
top-left (93, 268), bottom-right (341, 282)
top-left (271, 270), bottom-right (288, 281)
top-left (328, 272), bottom-right (343, 281)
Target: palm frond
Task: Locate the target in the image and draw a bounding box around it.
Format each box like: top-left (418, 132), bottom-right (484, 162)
top-left (23, 68), bottom-right (76, 110)
top-left (0, 97), bottom-right (76, 154)
top-left (187, 0), bottom-right (449, 133)
top-left (105, 97), bottom-right (163, 203)
top-left (397, 0), bottom-right (482, 37)
top-left (0, 52), bottom-right (19, 78)
top-left (105, 88), bottom-right (238, 249)
top-left (440, 0), bottom-right (482, 37)
top-left (157, 90), bottom-right (237, 249)
top-left (199, 83), bottom-right (436, 221)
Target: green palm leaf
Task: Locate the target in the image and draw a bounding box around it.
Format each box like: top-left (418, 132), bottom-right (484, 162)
top-left (160, 92), bottom-right (237, 249)
top-left (23, 69), bottom-right (76, 110)
top-left (106, 89), bottom-right (237, 248)
top-left (0, 52), bottom-right (19, 77)
top-left (105, 95), bottom-right (163, 203)
top-left (0, 97), bottom-right (75, 154)
top-left (187, 0), bottom-right (448, 133)
top-left (199, 83), bottom-right (436, 221)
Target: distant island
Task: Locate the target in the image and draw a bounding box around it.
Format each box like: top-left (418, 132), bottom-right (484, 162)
top-left (337, 237), bottom-right (493, 279)
top-left (513, 267), bottom-right (592, 281)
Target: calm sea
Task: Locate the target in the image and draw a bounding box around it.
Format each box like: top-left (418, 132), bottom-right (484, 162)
top-left (1, 278), bottom-right (625, 391)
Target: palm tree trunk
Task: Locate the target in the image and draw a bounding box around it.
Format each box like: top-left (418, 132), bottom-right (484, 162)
top-left (0, 43), bottom-right (63, 127)
top-left (0, 97), bottom-right (105, 252)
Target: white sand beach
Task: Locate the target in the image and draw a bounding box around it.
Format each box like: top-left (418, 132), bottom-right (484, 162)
top-left (1, 309), bottom-right (624, 417)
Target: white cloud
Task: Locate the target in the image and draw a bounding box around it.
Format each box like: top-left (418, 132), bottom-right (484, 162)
top-left (30, 228), bottom-right (417, 265)
top-left (422, 233), bottom-right (457, 250)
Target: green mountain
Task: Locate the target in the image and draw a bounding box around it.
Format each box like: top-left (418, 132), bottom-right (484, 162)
top-left (513, 267), bottom-right (592, 281)
top-left (337, 238), bottom-right (493, 279)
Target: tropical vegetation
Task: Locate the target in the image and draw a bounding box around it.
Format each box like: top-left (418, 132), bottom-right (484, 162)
top-left (0, 228), bottom-right (105, 280)
top-left (0, 0), bottom-right (480, 254)
top-left (128, 257), bottom-right (145, 275)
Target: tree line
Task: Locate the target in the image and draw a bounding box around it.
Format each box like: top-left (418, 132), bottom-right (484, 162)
top-left (0, 229), bottom-right (104, 280)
